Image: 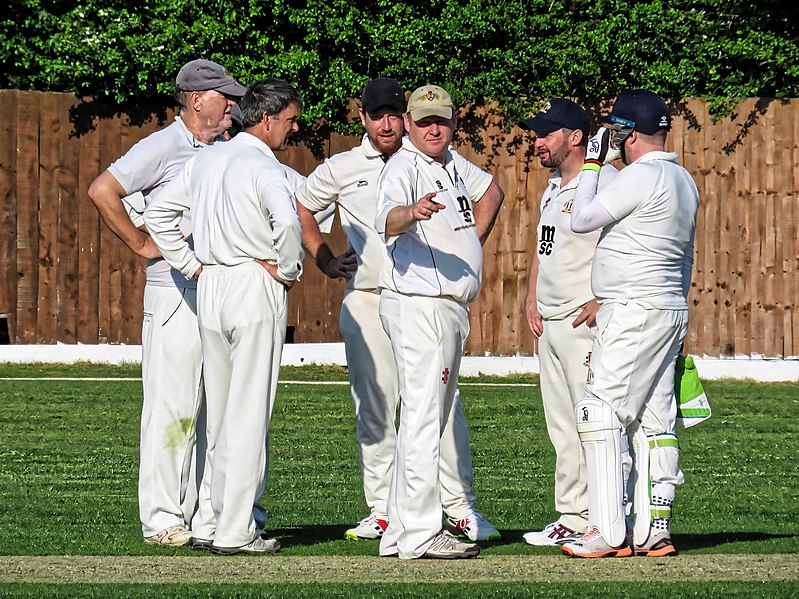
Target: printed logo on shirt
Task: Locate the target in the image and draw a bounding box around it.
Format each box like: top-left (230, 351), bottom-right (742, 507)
top-left (456, 195), bottom-right (473, 224)
top-left (435, 180), bottom-right (444, 191)
top-left (357, 180), bottom-right (368, 188)
top-left (442, 368), bottom-right (450, 384)
top-left (562, 199), bottom-right (573, 213)
top-left (539, 224), bottom-right (555, 255)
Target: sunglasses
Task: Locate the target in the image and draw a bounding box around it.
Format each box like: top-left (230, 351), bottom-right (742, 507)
top-left (608, 115), bottom-right (636, 150)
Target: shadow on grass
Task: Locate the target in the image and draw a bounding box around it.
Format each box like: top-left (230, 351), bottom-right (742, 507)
top-left (674, 531), bottom-right (798, 551)
top-left (272, 525), bottom-right (352, 547)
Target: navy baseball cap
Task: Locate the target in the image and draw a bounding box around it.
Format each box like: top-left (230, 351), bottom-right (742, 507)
top-left (519, 98), bottom-right (590, 136)
top-left (604, 89), bottom-right (671, 134)
top-left (361, 78), bottom-right (406, 114)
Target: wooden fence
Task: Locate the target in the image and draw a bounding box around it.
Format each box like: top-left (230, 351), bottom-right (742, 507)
top-left (0, 90), bottom-right (797, 357)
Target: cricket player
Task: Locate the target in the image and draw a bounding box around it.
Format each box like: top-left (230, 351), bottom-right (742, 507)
top-left (562, 89), bottom-right (699, 558)
top-left (87, 59), bottom-right (245, 546)
top-left (295, 78), bottom-right (503, 543)
top-left (373, 85), bottom-right (504, 559)
top-left (144, 78), bottom-right (304, 555)
top-left (519, 98), bottom-right (618, 546)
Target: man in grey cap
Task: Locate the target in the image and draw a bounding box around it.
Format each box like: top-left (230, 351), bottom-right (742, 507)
top-left (518, 98), bottom-right (618, 547)
top-left (88, 58), bottom-right (246, 547)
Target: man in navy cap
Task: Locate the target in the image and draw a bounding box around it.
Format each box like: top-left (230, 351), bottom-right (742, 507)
top-left (519, 99), bottom-right (618, 547)
top-left (88, 58), bottom-right (246, 547)
top-left (563, 89), bottom-right (699, 558)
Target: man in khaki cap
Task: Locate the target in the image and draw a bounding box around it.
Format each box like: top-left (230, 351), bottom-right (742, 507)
top-left (373, 84), bottom-right (504, 559)
top-left (88, 58), bottom-right (246, 547)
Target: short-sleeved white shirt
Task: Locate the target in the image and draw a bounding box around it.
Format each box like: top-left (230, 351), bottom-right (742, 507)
top-left (108, 116), bottom-right (212, 288)
top-left (536, 165), bottom-right (618, 319)
top-left (374, 137), bottom-right (487, 304)
top-left (297, 134), bottom-right (491, 293)
top-left (144, 133), bottom-right (304, 282)
top-left (591, 151), bottom-right (699, 309)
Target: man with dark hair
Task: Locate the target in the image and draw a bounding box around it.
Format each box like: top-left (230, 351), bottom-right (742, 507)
top-left (519, 99), bottom-right (618, 547)
top-left (564, 89), bottom-right (699, 559)
top-left (296, 77), bottom-right (503, 544)
top-left (145, 78), bottom-right (304, 555)
top-left (88, 58), bottom-right (245, 547)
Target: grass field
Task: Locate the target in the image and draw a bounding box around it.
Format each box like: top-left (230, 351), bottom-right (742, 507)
top-left (0, 362), bottom-right (797, 597)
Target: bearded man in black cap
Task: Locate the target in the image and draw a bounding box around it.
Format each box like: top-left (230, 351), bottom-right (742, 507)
top-left (563, 89), bottom-right (699, 559)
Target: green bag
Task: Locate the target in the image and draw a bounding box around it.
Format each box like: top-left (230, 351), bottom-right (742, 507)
top-left (675, 354), bottom-right (711, 428)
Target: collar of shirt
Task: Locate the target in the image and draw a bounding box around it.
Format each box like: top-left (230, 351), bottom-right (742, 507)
top-left (400, 136), bottom-right (453, 167)
top-left (174, 115), bottom-right (213, 149)
top-left (234, 131), bottom-right (278, 159)
top-left (631, 150), bottom-right (679, 165)
top-left (361, 133), bottom-right (395, 163)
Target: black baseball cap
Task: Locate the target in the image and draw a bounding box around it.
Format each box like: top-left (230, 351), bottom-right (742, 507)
top-left (361, 78), bottom-right (406, 114)
top-left (603, 89), bottom-right (671, 134)
top-left (519, 98), bottom-right (590, 136)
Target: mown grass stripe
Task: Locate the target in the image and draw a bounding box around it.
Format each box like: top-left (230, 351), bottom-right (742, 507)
top-left (1, 555), bottom-right (797, 584)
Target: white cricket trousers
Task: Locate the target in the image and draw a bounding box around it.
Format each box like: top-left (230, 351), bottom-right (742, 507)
top-left (588, 301), bottom-right (688, 434)
top-left (191, 263), bottom-right (287, 548)
top-left (377, 290), bottom-right (470, 559)
top-left (140, 284), bottom-right (204, 537)
top-left (538, 312), bottom-right (592, 532)
top-left (340, 289), bottom-right (476, 520)
top-left (582, 300), bottom-right (687, 538)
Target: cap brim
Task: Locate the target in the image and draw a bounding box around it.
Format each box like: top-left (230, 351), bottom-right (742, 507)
top-left (215, 81), bottom-right (248, 97)
top-left (363, 101), bottom-right (406, 114)
top-left (409, 107), bottom-right (454, 121)
top-left (519, 115), bottom-right (560, 135)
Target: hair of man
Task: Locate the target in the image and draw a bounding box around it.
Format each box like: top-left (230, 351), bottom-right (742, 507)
top-left (240, 78), bottom-right (304, 129)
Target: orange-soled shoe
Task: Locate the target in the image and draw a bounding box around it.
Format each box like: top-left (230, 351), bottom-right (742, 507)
top-left (562, 527), bottom-right (633, 558)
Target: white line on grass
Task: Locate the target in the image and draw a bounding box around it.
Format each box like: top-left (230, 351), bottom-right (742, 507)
top-left (0, 378), bottom-right (536, 387)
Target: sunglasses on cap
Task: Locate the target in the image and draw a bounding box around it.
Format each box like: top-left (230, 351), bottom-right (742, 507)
top-left (608, 115), bottom-right (635, 150)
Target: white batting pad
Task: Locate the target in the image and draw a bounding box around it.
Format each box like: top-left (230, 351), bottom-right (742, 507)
top-left (576, 395), bottom-right (627, 547)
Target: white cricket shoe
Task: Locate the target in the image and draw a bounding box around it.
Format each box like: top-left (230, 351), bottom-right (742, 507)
top-left (211, 531), bottom-right (281, 555)
top-left (447, 511), bottom-right (501, 541)
top-left (561, 527), bottom-right (632, 558)
top-left (144, 524), bottom-right (192, 547)
top-left (344, 514), bottom-right (389, 540)
top-left (423, 531), bottom-right (480, 559)
top-left (635, 528), bottom-right (677, 557)
top-left (522, 521), bottom-right (582, 546)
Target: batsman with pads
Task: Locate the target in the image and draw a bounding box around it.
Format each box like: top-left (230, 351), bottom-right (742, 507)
top-left (563, 89), bottom-right (699, 558)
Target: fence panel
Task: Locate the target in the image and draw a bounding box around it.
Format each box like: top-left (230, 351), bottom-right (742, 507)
top-left (0, 90), bottom-right (797, 357)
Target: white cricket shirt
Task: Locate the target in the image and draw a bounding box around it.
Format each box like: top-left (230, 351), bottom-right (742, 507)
top-left (591, 151), bottom-right (699, 309)
top-left (297, 134), bottom-right (491, 293)
top-left (536, 165), bottom-right (618, 319)
top-left (375, 137), bottom-right (486, 304)
top-left (143, 132), bottom-right (303, 282)
top-left (108, 116), bottom-right (215, 288)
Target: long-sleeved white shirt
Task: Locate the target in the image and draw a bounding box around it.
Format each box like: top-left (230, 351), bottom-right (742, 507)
top-left (571, 151), bottom-right (699, 308)
top-left (143, 132), bottom-right (303, 282)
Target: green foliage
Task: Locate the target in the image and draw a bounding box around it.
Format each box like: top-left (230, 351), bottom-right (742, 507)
top-left (3, 1), bottom-right (797, 139)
